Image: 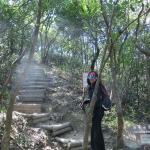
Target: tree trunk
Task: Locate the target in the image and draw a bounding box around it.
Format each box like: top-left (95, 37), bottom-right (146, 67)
top-left (82, 46), bottom-right (107, 150)
top-left (144, 55), bottom-right (150, 101)
top-left (90, 36), bottom-right (100, 71)
top-left (41, 30), bottom-right (59, 63)
top-left (90, 46), bottom-right (100, 71)
top-left (0, 48), bottom-right (27, 101)
top-left (1, 1), bottom-right (41, 150)
top-left (110, 49), bottom-right (124, 148)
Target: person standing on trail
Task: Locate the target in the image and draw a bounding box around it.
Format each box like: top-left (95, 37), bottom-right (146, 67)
top-left (80, 71), bottom-right (105, 150)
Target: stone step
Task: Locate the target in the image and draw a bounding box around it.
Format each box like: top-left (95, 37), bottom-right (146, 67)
top-left (22, 71), bottom-right (43, 74)
top-left (19, 94), bottom-right (45, 98)
top-left (52, 127), bottom-right (72, 136)
top-left (24, 79), bottom-right (47, 83)
top-left (19, 63), bottom-right (39, 66)
top-left (25, 75), bottom-right (46, 78)
top-left (21, 85), bottom-right (47, 90)
top-left (17, 97), bottom-right (43, 102)
top-left (23, 82), bottom-right (48, 86)
top-left (31, 113), bottom-right (50, 119)
top-left (28, 113), bottom-right (50, 124)
top-left (19, 89), bottom-right (46, 94)
top-left (26, 73), bottom-right (45, 76)
top-left (29, 64), bottom-right (42, 67)
top-left (28, 65), bottom-right (41, 67)
top-left (27, 69), bottom-right (44, 72)
top-left (14, 104), bottom-right (41, 114)
top-left (26, 71), bottom-right (44, 74)
top-left (24, 78), bottom-right (49, 82)
top-left (55, 137), bottom-right (91, 150)
top-left (28, 66), bottom-right (43, 71)
top-left (36, 122), bottom-right (71, 131)
top-left (19, 95), bottom-right (44, 99)
top-left (32, 115), bottom-right (50, 124)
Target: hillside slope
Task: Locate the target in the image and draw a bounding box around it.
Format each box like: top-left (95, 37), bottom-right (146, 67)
top-left (0, 59), bottom-right (140, 150)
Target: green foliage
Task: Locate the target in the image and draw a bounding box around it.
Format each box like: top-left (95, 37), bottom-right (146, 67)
top-left (0, 0), bottom-right (150, 141)
top-left (34, 52), bottom-right (41, 62)
top-left (48, 53), bottom-right (83, 74)
top-left (79, 0), bottom-right (101, 18)
top-left (103, 105), bottom-right (117, 127)
top-left (13, 133), bottom-right (31, 149)
top-left (123, 105), bottom-right (138, 123)
top-left (55, 0), bottom-right (83, 28)
top-left (0, 100), bottom-right (6, 112)
top-left (2, 90), bottom-right (10, 99)
top-left (123, 101), bottom-right (150, 124)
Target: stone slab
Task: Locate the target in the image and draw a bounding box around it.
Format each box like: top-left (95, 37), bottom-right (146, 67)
top-left (17, 98), bottom-right (43, 102)
top-left (19, 95), bottom-right (44, 99)
top-left (14, 104), bottom-right (41, 109)
top-left (19, 89), bottom-right (46, 94)
top-left (14, 109), bottom-right (41, 114)
top-left (31, 113), bottom-right (50, 119)
top-left (24, 78), bottom-right (49, 82)
top-left (23, 82), bottom-right (48, 86)
top-left (14, 104), bottom-right (41, 114)
top-left (25, 75), bottom-right (46, 79)
top-left (21, 85), bottom-right (46, 89)
top-left (32, 115), bottom-right (50, 124)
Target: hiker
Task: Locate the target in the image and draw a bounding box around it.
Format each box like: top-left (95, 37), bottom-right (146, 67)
top-left (80, 71), bottom-right (105, 150)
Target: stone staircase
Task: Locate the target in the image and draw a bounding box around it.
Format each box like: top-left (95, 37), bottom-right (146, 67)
top-left (14, 61), bottom-right (47, 114)
top-left (13, 59), bottom-right (90, 150)
top-left (13, 59), bottom-right (73, 134)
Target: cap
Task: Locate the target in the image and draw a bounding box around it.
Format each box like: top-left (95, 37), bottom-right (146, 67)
top-left (87, 72), bottom-right (97, 79)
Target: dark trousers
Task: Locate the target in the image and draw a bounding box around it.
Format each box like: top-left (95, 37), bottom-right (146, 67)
top-left (91, 109), bottom-right (105, 150)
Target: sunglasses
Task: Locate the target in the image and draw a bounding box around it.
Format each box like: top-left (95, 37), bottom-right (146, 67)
top-left (87, 74), bottom-right (97, 79)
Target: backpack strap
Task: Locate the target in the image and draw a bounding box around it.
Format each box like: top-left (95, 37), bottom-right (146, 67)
top-left (100, 85), bottom-right (108, 96)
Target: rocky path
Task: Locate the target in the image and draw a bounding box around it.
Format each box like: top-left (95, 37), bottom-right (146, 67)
top-left (11, 59), bottom-right (140, 150)
top-left (14, 59), bottom-right (140, 150)
top-left (13, 59), bottom-right (86, 150)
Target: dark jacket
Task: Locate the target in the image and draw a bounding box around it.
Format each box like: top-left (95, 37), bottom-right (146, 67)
top-left (84, 82), bottom-right (105, 117)
top-left (84, 71), bottom-right (104, 108)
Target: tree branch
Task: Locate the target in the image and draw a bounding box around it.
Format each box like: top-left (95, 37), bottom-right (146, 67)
top-left (135, 43), bottom-right (150, 56)
top-left (112, 7), bottom-right (150, 46)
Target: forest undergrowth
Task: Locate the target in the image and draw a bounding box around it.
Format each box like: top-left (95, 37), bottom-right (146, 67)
top-left (0, 61), bottom-right (150, 150)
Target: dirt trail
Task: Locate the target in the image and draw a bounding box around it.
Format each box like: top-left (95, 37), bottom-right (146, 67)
top-left (13, 59), bottom-right (88, 150)
top-left (10, 59), bottom-right (139, 150)
top-left (35, 61), bottom-right (114, 149)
